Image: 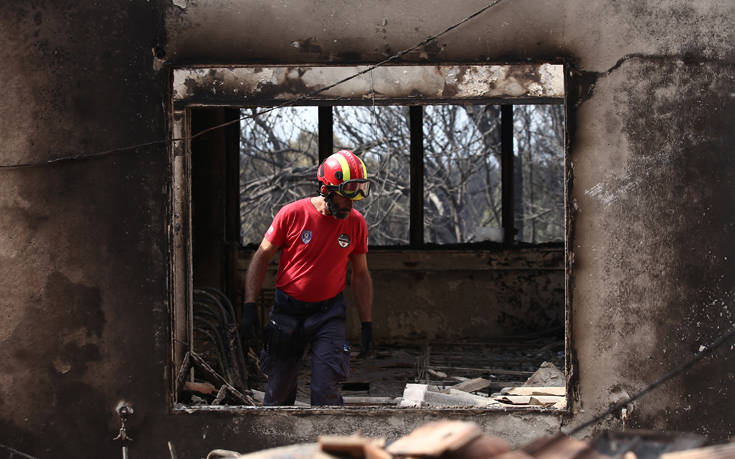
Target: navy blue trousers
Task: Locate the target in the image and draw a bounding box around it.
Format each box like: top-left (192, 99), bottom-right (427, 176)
top-left (260, 289), bottom-right (350, 406)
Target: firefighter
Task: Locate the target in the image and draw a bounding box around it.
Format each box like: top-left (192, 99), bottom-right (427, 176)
top-left (242, 150), bottom-right (374, 406)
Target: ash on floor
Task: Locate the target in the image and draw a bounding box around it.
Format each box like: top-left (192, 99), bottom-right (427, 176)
top-left (250, 335), bottom-right (565, 406)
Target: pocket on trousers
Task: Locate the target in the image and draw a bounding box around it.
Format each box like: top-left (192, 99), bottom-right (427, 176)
top-left (327, 342), bottom-right (350, 381)
top-left (264, 312), bottom-right (302, 358)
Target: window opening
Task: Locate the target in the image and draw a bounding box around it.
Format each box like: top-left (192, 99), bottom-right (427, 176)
top-left (171, 64), bottom-right (569, 411)
top-left (239, 106), bottom-right (319, 246)
top-left (238, 103), bottom-right (564, 248)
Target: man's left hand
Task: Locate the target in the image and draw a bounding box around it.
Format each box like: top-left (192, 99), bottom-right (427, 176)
top-left (240, 302), bottom-right (259, 339)
top-left (358, 321), bottom-right (374, 358)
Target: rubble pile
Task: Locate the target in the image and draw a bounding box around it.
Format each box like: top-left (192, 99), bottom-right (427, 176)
top-left (204, 420), bottom-right (734, 459)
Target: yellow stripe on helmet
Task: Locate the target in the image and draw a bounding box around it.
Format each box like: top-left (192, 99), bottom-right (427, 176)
top-left (335, 153), bottom-right (351, 182)
top-left (358, 156), bottom-right (367, 179)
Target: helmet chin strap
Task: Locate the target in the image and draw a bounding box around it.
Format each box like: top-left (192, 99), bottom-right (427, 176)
top-left (324, 192), bottom-right (338, 217)
top-left (323, 191), bottom-right (349, 220)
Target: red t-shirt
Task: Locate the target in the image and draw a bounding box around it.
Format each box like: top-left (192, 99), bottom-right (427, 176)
top-left (265, 197), bottom-right (368, 302)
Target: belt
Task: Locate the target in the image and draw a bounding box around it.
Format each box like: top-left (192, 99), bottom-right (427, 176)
top-left (274, 289), bottom-right (343, 317)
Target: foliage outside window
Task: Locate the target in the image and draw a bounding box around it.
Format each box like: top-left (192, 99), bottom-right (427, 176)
top-left (423, 105), bottom-right (503, 244)
top-left (239, 107), bottom-right (318, 245)
top-left (513, 105), bottom-right (565, 244)
top-left (333, 106), bottom-right (411, 246)
top-left (239, 104), bottom-right (564, 247)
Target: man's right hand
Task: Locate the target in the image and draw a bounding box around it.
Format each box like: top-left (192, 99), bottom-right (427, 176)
top-left (240, 302), bottom-right (259, 339)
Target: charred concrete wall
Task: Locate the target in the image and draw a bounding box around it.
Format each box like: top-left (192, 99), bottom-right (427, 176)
top-left (0, 1), bottom-right (170, 457)
top-left (360, 249), bottom-right (564, 342)
top-left (237, 249), bottom-right (565, 343)
top-left (0, 0), bottom-right (733, 458)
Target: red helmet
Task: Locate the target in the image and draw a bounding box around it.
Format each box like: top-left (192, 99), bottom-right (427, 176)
top-left (317, 150), bottom-right (370, 200)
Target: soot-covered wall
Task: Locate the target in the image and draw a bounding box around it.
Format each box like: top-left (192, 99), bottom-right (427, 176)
top-left (0, 1), bottom-right (733, 457)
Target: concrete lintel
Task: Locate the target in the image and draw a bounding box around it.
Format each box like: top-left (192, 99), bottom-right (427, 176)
top-left (172, 64), bottom-right (564, 107)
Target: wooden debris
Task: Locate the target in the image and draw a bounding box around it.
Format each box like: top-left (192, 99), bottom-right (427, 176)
top-left (443, 435), bottom-right (512, 459)
top-left (452, 377), bottom-right (491, 393)
top-left (502, 386), bottom-right (566, 396)
top-left (188, 351), bottom-right (255, 405)
top-left (386, 420), bottom-right (482, 457)
top-left (183, 381), bottom-right (218, 395)
top-left (427, 368), bottom-right (448, 379)
top-left (432, 366), bottom-right (534, 377)
top-left (492, 451), bottom-right (536, 459)
top-left (212, 385), bottom-right (228, 405)
top-left (175, 352), bottom-right (193, 403)
top-left (214, 443), bottom-right (332, 459)
top-left (494, 395), bottom-right (563, 406)
top-left (364, 441), bottom-right (392, 459)
top-left (319, 434), bottom-right (385, 458)
top-left (552, 398), bottom-right (567, 410)
top-left (206, 423), bottom-right (729, 459)
top-left (524, 433), bottom-right (612, 459)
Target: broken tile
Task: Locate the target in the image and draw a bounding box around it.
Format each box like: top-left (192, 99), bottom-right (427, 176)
top-left (524, 433), bottom-right (612, 459)
top-left (319, 434), bottom-right (385, 458)
top-left (522, 361), bottom-right (565, 387)
top-left (442, 435), bottom-right (512, 459)
top-left (386, 420), bottom-right (482, 457)
top-left (399, 384), bottom-right (500, 408)
top-left (502, 386), bottom-right (566, 396)
top-left (452, 377), bottom-right (491, 393)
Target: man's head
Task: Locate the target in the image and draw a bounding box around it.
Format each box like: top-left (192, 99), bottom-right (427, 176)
top-left (317, 150), bottom-right (370, 220)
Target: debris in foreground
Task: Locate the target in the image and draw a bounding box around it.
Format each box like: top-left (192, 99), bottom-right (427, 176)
top-left (204, 419), bottom-right (726, 459)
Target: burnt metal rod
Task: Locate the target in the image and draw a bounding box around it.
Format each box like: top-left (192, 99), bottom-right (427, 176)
top-left (430, 366), bottom-right (533, 376)
top-left (0, 444), bottom-right (39, 459)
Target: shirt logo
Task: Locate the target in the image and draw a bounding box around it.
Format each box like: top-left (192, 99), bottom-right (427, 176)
top-left (337, 233), bottom-right (351, 248)
top-left (301, 230), bottom-right (312, 244)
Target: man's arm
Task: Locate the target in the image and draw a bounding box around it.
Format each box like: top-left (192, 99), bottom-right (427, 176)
top-left (349, 252), bottom-right (373, 322)
top-left (240, 238), bottom-right (279, 338)
top-left (350, 252), bottom-right (373, 357)
top-left (245, 238), bottom-right (279, 303)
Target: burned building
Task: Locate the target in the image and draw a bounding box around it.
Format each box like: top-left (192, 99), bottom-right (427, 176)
top-left (0, 1), bottom-right (733, 458)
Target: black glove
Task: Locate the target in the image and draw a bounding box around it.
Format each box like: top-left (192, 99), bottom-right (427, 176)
top-left (358, 321), bottom-right (374, 358)
top-left (240, 302), bottom-right (259, 339)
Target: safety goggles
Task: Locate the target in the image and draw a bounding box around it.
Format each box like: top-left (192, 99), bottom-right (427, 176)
top-left (329, 179), bottom-right (370, 200)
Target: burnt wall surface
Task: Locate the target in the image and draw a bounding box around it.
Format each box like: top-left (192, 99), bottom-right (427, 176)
top-left (238, 249), bottom-right (565, 343)
top-left (0, 1), bottom-right (170, 458)
top-left (352, 249), bottom-right (564, 342)
top-left (0, 0), bottom-right (734, 457)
